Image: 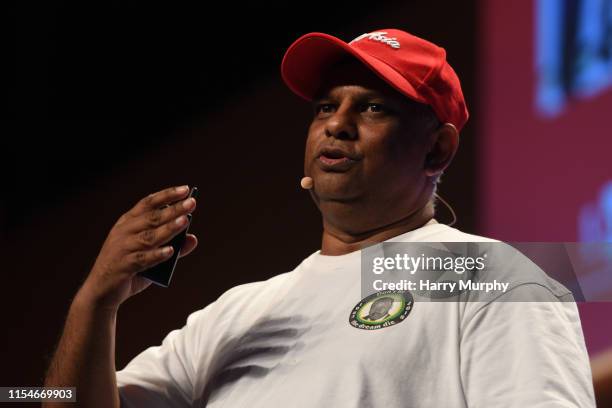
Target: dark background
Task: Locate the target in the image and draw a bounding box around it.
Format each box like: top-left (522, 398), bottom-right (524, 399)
top-left (5, 0), bottom-right (477, 392)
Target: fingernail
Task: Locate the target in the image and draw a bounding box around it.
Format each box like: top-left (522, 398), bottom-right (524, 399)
top-left (175, 216), bottom-right (187, 226)
top-left (183, 198), bottom-right (195, 209)
top-left (177, 185), bottom-right (189, 193)
top-left (161, 246), bottom-right (173, 256)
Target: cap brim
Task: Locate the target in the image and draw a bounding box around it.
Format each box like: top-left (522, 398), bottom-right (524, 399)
top-left (281, 32), bottom-right (424, 104)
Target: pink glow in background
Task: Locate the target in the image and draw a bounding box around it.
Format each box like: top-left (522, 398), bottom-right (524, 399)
top-left (480, 0), bottom-right (612, 354)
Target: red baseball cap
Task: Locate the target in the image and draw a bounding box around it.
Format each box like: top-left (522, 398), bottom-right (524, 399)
top-left (281, 29), bottom-right (469, 131)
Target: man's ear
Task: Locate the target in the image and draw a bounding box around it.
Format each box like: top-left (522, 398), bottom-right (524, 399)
top-left (424, 123), bottom-right (459, 176)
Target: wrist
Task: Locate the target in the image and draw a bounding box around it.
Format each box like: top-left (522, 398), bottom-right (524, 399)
top-left (73, 285), bottom-right (120, 318)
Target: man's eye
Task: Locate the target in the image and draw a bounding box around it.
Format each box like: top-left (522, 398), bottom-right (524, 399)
top-left (365, 103), bottom-right (385, 113)
top-left (315, 104), bottom-right (335, 115)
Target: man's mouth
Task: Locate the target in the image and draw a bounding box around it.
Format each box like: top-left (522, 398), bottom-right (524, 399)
top-left (319, 153), bottom-right (351, 166)
top-left (317, 147), bottom-right (360, 171)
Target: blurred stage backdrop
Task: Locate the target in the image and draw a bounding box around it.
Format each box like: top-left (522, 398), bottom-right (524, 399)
top-left (4, 0), bottom-right (611, 394)
top-left (480, 0), bottom-right (612, 355)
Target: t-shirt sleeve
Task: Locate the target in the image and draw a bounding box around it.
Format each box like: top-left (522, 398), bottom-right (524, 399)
top-left (460, 284), bottom-right (596, 407)
top-left (115, 306), bottom-right (210, 408)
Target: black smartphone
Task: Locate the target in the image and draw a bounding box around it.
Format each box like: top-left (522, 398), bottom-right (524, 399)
top-left (138, 186), bottom-right (199, 287)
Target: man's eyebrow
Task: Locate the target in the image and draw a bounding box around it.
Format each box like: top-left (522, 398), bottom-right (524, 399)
top-left (311, 96), bottom-right (326, 104)
top-left (311, 92), bottom-right (334, 103)
top-left (356, 90), bottom-right (387, 100)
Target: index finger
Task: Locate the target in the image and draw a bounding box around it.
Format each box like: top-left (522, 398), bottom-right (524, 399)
top-left (132, 185), bottom-right (190, 215)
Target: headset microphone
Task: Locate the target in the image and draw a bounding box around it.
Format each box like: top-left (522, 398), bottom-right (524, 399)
top-left (300, 176), bottom-right (313, 190)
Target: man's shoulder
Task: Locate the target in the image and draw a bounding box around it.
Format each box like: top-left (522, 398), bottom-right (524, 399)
top-left (216, 269), bottom-right (297, 305)
top-left (434, 225), bottom-right (500, 243)
top-left (394, 220), bottom-right (500, 243)
top-left (439, 227), bottom-right (575, 304)
top-left (396, 222), bottom-right (573, 302)
top-left (209, 253), bottom-right (319, 313)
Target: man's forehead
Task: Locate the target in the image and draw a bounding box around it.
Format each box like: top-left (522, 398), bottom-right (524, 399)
top-left (314, 58), bottom-right (401, 100)
top-left (314, 85), bottom-right (386, 102)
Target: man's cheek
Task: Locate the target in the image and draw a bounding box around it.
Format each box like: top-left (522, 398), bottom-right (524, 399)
top-left (304, 136), bottom-right (315, 162)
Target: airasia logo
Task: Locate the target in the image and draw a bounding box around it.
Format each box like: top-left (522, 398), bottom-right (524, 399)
top-left (350, 31), bottom-right (401, 49)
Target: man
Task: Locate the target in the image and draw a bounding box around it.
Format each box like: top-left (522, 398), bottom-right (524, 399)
top-left (44, 29), bottom-right (595, 407)
top-left (364, 297), bottom-right (394, 321)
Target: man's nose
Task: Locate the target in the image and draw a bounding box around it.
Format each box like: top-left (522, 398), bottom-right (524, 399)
top-left (324, 109), bottom-right (357, 140)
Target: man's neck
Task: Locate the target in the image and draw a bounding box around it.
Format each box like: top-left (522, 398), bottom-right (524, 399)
top-left (320, 204), bottom-right (435, 256)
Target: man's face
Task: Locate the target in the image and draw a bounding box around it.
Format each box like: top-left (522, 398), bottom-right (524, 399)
top-left (304, 59), bottom-right (433, 213)
top-left (367, 297), bottom-right (394, 320)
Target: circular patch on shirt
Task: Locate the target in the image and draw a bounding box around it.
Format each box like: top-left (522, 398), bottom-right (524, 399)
top-left (349, 290), bottom-right (413, 330)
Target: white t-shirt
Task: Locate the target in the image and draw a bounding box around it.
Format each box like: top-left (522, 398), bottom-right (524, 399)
top-left (116, 219), bottom-right (595, 407)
